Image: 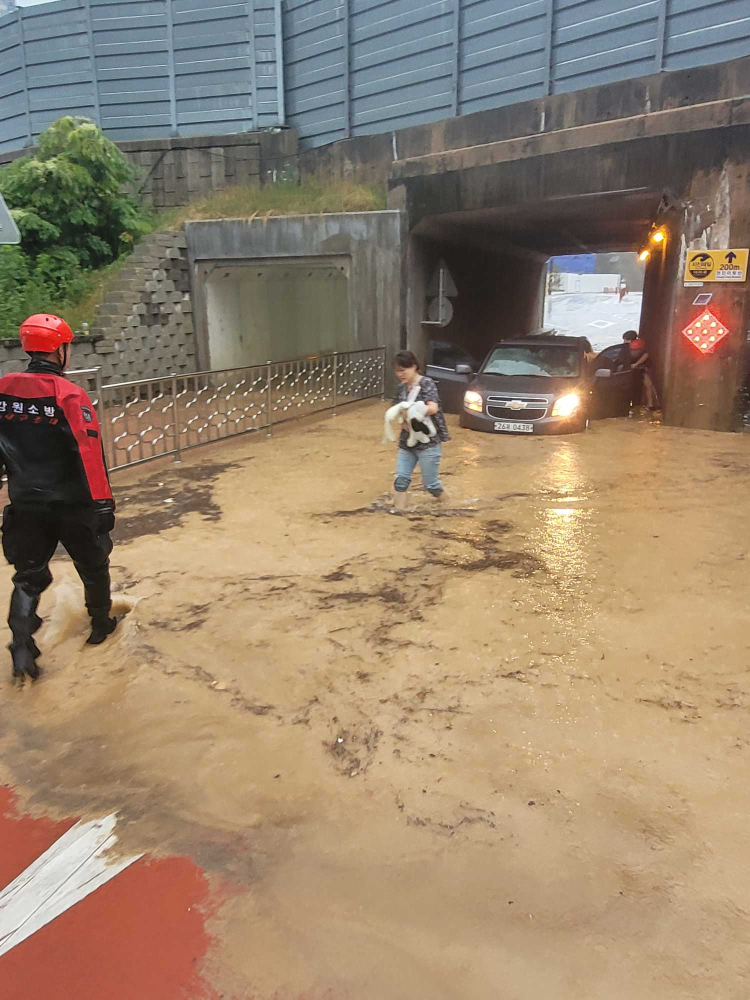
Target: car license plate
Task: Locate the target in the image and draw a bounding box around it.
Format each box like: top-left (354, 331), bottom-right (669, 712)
top-left (494, 420), bottom-right (534, 434)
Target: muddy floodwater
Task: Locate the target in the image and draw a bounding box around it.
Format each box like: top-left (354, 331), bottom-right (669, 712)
top-left (2, 403), bottom-right (750, 999)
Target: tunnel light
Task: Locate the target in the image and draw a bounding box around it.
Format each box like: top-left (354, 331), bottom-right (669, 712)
top-left (651, 229), bottom-right (666, 244)
top-left (639, 250), bottom-right (650, 262)
top-left (683, 309), bottom-right (729, 355)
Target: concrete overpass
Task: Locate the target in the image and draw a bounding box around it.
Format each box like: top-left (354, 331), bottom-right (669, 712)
top-left (303, 54), bottom-right (750, 432)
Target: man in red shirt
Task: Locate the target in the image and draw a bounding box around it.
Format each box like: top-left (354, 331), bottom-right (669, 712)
top-left (0, 314), bottom-right (118, 683)
top-left (627, 333), bottom-right (659, 410)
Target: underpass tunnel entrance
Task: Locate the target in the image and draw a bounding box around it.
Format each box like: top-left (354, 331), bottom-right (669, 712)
top-left (407, 189), bottom-right (674, 420)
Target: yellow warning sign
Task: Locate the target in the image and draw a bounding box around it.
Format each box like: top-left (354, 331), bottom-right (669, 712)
top-left (685, 249), bottom-right (749, 283)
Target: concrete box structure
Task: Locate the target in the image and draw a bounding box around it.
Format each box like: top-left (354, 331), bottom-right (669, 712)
top-left (185, 212), bottom-right (403, 373)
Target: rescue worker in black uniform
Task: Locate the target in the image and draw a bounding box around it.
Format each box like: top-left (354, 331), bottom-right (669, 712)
top-left (0, 314), bottom-right (118, 682)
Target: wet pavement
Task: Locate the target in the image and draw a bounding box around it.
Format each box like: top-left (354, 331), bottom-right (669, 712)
top-left (1, 403), bottom-right (750, 999)
top-left (546, 291), bottom-right (644, 350)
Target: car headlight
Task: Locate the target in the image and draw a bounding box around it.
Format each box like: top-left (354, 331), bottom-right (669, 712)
top-left (464, 390), bottom-right (483, 413)
top-left (551, 393), bottom-right (581, 418)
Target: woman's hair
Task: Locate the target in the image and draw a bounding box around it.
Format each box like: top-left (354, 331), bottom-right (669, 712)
top-left (393, 350), bottom-right (420, 370)
top-left (623, 330), bottom-right (639, 342)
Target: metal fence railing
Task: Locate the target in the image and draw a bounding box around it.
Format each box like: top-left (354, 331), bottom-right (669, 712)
top-left (70, 347), bottom-right (386, 473)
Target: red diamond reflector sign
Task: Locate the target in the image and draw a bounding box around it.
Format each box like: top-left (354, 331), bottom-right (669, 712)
top-left (682, 310), bottom-right (729, 355)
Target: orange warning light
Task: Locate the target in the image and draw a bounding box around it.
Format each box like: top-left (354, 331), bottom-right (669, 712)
top-left (683, 309), bottom-right (729, 355)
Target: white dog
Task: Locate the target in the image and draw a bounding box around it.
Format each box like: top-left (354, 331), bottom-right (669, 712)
top-left (384, 400), bottom-right (437, 447)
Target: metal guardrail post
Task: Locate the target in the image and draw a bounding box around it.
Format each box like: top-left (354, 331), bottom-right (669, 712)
top-left (543, 0), bottom-right (554, 96)
top-left (16, 7), bottom-right (33, 148)
top-left (274, 0), bottom-right (286, 127)
top-left (267, 361), bottom-right (273, 436)
top-left (166, 0), bottom-right (178, 136)
top-left (655, 0), bottom-right (669, 73)
top-left (93, 368), bottom-right (112, 468)
top-left (343, 0), bottom-right (352, 137)
top-left (83, 0), bottom-right (101, 126)
top-left (450, 0), bottom-right (460, 118)
top-left (333, 352), bottom-right (338, 417)
top-left (171, 373), bottom-right (182, 463)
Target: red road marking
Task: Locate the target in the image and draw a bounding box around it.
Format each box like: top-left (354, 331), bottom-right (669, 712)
top-left (0, 786), bottom-right (224, 1000)
top-left (0, 786), bottom-right (74, 888)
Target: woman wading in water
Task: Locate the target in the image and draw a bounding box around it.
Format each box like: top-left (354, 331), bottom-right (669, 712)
top-left (390, 350), bottom-right (450, 512)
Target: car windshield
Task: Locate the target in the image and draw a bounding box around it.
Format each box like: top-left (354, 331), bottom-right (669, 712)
top-left (482, 344), bottom-right (580, 378)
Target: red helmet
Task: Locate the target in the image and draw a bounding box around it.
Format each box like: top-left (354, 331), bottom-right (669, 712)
top-left (19, 314), bottom-right (74, 354)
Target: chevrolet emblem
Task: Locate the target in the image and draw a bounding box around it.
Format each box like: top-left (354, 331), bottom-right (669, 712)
top-left (507, 400), bottom-right (526, 411)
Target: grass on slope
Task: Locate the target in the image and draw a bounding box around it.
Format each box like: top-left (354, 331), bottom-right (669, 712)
top-left (63, 256), bottom-right (131, 334)
top-left (156, 179), bottom-right (387, 230)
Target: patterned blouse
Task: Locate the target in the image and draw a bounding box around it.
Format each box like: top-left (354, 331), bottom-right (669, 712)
top-left (392, 375), bottom-right (450, 452)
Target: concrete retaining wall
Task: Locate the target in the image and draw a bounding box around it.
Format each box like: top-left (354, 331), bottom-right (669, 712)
top-left (0, 335), bottom-right (109, 376)
top-left (0, 129), bottom-right (299, 210)
top-left (0, 232), bottom-right (197, 384)
top-left (86, 232), bottom-right (196, 383)
top-left (120, 130), bottom-right (298, 209)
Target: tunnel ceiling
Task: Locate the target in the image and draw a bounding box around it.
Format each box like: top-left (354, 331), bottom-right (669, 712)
top-left (412, 190), bottom-right (663, 257)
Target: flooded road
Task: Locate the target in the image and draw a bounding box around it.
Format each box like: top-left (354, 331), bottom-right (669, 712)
top-left (2, 403), bottom-right (750, 999)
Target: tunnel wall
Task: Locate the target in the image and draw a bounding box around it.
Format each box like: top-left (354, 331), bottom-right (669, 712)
top-left (639, 212), bottom-right (684, 411)
top-left (661, 154), bottom-right (750, 432)
top-left (407, 240), bottom-right (545, 368)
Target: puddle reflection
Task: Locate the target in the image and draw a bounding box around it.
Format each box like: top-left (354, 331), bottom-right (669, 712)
top-left (537, 507), bottom-right (590, 592)
top-left (531, 444), bottom-right (595, 630)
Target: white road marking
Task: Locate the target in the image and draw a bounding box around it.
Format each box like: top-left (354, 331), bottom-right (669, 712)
top-left (546, 292), bottom-right (644, 351)
top-left (0, 814), bottom-right (142, 958)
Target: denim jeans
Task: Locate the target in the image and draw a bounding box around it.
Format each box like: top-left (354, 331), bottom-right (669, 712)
top-left (394, 444), bottom-right (443, 496)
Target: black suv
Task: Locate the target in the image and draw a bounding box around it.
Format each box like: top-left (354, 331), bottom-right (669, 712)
top-left (430, 337), bottom-right (634, 436)
top-left (425, 340), bottom-right (481, 413)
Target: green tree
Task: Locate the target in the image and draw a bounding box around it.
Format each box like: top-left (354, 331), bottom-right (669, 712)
top-left (0, 116), bottom-right (148, 270)
top-left (0, 117), bottom-right (149, 337)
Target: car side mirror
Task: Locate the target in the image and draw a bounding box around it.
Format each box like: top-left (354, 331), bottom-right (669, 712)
top-left (595, 368), bottom-right (612, 378)
top-left (455, 364), bottom-right (473, 375)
